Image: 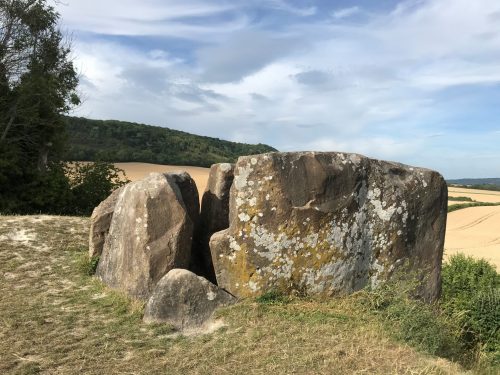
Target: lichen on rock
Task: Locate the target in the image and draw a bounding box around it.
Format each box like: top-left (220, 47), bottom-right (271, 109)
top-left (210, 152), bottom-right (447, 301)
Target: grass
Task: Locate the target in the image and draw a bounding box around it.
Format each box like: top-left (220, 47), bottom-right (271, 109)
top-left (0, 215), bottom-right (494, 374)
top-left (448, 196), bottom-right (475, 202)
top-left (448, 202), bottom-right (500, 213)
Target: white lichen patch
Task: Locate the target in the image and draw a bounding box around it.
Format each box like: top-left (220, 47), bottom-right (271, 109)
top-left (238, 213), bottom-right (251, 222)
top-left (229, 236), bottom-right (241, 251)
top-left (206, 290), bottom-right (217, 301)
top-left (368, 195), bottom-right (397, 222)
top-left (219, 163), bottom-right (232, 172)
top-left (234, 164), bottom-right (254, 190)
top-left (236, 196), bottom-right (245, 208)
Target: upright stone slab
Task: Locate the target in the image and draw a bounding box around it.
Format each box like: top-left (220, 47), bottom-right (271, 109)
top-left (191, 163), bottom-right (234, 283)
top-left (88, 185), bottom-right (126, 258)
top-left (96, 172), bottom-right (199, 300)
top-left (210, 152), bottom-right (447, 301)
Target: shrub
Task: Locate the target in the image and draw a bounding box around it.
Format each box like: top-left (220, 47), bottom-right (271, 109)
top-left (0, 161), bottom-right (129, 216)
top-left (358, 276), bottom-right (464, 361)
top-left (441, 254), bottom-right (500, 355)
top-left (65, 161), bottom-right (129, 216)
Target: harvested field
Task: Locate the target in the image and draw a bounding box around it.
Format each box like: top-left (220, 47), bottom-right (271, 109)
top-left (448, 187), bottom-right (500, 203)
top-left (116, 162), bottom-right (210, 199)
top-left (444, 205), bottom-right (500, 269)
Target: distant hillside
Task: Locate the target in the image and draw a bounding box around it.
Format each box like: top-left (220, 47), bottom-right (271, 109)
top-left (448, 178), bottom-right (500, 186)
top-left (447, 178), bottom-right (500, 192)
top-left (64, 117), bottom-right (277, 167)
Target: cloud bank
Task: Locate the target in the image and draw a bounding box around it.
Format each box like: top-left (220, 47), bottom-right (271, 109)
top-left (57, 0), bottom-right (500, 178)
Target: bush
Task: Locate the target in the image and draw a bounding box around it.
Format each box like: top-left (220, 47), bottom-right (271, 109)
top-left (441, 254), bottom-right (500, 355)
top-left (0, 161), bottom-right (129, 216)
top-left (65, 161), bottom-right (129, 216)
top-left (358, 276), bottom-right (464, 361)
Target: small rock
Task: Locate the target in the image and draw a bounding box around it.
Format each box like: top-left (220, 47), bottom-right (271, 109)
top-left (143, 269), bottom-right (236, 331)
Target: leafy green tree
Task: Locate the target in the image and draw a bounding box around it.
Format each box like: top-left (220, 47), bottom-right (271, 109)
top-left (0, 0), bottom-right (80, 213)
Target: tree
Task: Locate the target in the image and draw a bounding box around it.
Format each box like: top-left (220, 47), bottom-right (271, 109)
top-left (0, 0), bottom-right (79, 169)
top-left (0, 0), bottom-right (80, 214)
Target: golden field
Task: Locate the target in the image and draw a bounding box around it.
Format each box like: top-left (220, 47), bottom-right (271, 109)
top-left (117, 163), bottom-right (499, 269)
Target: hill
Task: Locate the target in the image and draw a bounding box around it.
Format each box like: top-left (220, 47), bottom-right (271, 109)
top-left (447, 178), bottom-right (500, 186)
top-left (448, 178), bottom-right (500, 192)
top-left (64, 117), bottom-right (277, 167)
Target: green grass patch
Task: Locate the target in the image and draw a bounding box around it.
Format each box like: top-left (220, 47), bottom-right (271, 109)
top-left (448, 196), bottom-right (474, 202)
top-left (448, 202), bottom-right (500, 212)
top-left (255, 290), bottom-right (291, 305)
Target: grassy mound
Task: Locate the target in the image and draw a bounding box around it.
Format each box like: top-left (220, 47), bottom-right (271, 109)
top-left (1, 215), bottom-right (497, 374)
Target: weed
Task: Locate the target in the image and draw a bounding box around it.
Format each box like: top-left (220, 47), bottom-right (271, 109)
top-left (76, 251), bottom-right (100, 276)
top-left (256, 290), bottom-right (291, 305)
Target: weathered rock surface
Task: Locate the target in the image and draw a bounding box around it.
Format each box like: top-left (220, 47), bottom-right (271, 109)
top-left (88, 186), bottom-right (125, 258)
top-left (191, 163), bottom-right (234, 283)
top-left (210, 152), bottom-right (447, 301)
top-left (96, 172), bottom-right (199, 300)
top-left (143, 268), bottom-right (236, 331)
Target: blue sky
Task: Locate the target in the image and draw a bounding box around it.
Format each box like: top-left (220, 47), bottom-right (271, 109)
top-left (55, 0), bottom-right (500, 178)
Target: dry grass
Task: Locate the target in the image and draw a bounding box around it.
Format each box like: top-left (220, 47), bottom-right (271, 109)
top-left (0, 215), bottom-right (468, 375)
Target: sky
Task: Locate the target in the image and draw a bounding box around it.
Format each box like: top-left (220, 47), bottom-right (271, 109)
top-left (54, 0), bottom-right (500, 179)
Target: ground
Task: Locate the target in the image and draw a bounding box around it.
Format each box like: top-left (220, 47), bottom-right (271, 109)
top-left (0, 215), bottom-right (468, 374)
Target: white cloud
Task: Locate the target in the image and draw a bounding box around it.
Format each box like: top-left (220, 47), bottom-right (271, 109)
top-left (266, 0), bottom-right (317, 16)
top-left (332, 6), bottom-right (360, 20)
top-left (59, 0), bottom-right (500, 177)
top-left (57, 0), bottom-right (247, 38)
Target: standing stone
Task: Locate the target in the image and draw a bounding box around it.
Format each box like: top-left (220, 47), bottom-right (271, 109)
top-left (191, 163), bottom-right (234, 283)
top-left (88, 186), bottom-right (125, 258)
top-left (96, 172), bottom-right (199, 300)
top-left (210, 152), bottom-right (447, 301)
top-left (143, 268), bottom-right (236, 331)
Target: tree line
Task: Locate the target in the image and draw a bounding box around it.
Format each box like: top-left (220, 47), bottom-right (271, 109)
top-left (65, 117), bottom-right (277, 167)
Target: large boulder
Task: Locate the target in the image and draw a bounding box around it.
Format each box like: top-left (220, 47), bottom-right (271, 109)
top-left (210, 152), bottom-right (447, 301)
top-left (88, 186), bottom-right (126, 258)
top-left (96, 172), bottom-right (199, 300)
top-left (143, 268), bottom-right (236, 331)
top-left (191, 163), bottom-right (234, 283)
